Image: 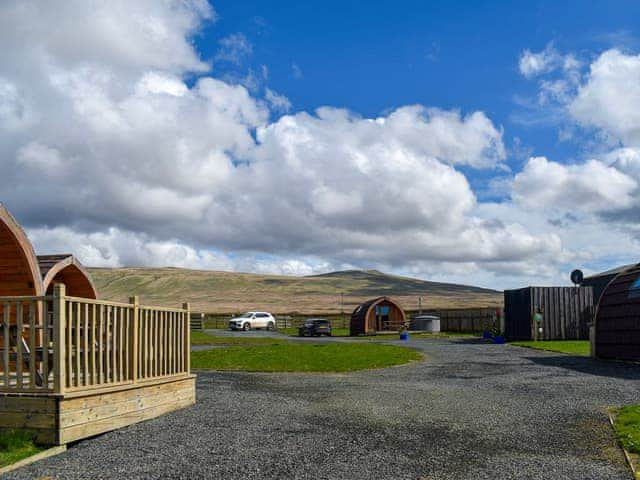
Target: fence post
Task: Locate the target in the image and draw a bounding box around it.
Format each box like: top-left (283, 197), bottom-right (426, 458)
top-left (129, 296), bottom-right (139, 383)
top-left (53, 283), bottom-right (66, 395)
top-left (183, 303), bottom-right (190, 374)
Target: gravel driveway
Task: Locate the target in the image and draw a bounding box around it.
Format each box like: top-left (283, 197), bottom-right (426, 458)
top-left (7, 337), bottom-right (639, 479)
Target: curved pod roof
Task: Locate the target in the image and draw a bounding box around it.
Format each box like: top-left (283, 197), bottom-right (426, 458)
top-left (0, 204), bottom-right (97, 299)
top-left (0, 204), bottom-right (43, 296)
top-left (350, 296), bottom-right (406, 336)
top-left (39, 254), bottom-right (98, 299)
top-left (594, 262), bottom-right (640, 361)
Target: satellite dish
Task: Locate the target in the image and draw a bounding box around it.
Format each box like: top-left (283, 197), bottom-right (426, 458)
top-left (570, 269), bottom-right (583, 286)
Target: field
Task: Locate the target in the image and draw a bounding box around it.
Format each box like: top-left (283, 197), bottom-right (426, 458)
top-left (611, 405), bottom-right (640, 455)
top-left (89, 267), bottom-right (502, 314)
top-left (510, 340), bottom-right (590, 356)
top-left (191, 342), bottom-right (422, 372)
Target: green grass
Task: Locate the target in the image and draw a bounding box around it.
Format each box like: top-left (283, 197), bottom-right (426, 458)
top-left (191, 342), bottom-right (422, 372)
top-left (0, 430), bottom-right (42, 467)
top-left (509, 340), bottom-right (590, 355)
top-left (612, 405), bottom-right (640, 455)
top-left (190, 331), bottom-right (287, 345)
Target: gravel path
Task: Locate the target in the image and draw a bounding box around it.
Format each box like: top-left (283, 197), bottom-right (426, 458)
top-left (7, 337), bottom-right (640, 479)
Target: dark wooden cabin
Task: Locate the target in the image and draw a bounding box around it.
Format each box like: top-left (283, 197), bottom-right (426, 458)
top-left (504, 286), bottom-right (593, 341)
top-left (582, 264), bottom-right (634, 306)
top-left (594, 263), bottom-right (640, 361)
top-left (350, 297), bottom-right (406, 336)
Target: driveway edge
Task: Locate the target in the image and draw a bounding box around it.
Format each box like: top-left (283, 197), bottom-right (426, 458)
top-left (608, 410), bottom-right (639, 479)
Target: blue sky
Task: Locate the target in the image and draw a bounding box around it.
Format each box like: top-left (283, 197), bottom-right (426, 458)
top-left (2, 0), bottom-right (640, 289)
top-left (202, 0), bottom-right (639, 169)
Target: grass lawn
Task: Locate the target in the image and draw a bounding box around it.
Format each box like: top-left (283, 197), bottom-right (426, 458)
top-left (612, 405), bottom-right (640, 455)
top-left (191, 342), bottom-right (422, 372)
top-left (509, 340), bottom-right (590, 355)
top-left (190, 331), bottom-right (287, 346)
top-left (0, 430), bottom-right (42, 468)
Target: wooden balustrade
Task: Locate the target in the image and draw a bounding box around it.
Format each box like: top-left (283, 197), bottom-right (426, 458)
top-left (0, 284), bottom-right (190, 396)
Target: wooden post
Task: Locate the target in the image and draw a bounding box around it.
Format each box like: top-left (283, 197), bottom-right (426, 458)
top-left (183, 303), bottom-right (190, 374)
top-left (53, 283), bottom-right (66, 395)
top-left (129, 296), bottom-right (139, 383)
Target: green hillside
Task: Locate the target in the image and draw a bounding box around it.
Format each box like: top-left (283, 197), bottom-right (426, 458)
top-left (88, 267), bottom-right (502, 315)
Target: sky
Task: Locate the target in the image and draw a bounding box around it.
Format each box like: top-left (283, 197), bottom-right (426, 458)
top-left (1, 0), bottom-right (640, 290)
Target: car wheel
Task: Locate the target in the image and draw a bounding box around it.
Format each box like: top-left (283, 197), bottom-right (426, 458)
top-left (243, 322), bottom-right (251, 331)
top-left (267, 321), bottom-right (275, 331)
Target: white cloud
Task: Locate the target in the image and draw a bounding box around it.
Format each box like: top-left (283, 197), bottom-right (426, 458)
top-left (216, 33), bottom-right (253, 65)
top-left (5, 1), bottom-right (634, 290)
top-left (570, 49), bottom-right (640, 146)
top-left (512, 156), bottom-right (638, 212)
top-left (519, 46), bottom-right (560, 78)
top-left (264, 88), bottom-right (291, 112)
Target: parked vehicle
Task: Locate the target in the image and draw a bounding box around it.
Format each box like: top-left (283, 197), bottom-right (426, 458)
top-left (229, 312), bottom-right (276, 331)
top-left (298, 318), bottom-right (332, 337)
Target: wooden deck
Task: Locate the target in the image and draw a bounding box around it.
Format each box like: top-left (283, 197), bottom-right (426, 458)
top-left (0, 284), bottom-right (195, 445)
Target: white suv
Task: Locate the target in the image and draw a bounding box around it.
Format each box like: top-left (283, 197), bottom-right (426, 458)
top-left (229, 312), bottom-right (276, 331)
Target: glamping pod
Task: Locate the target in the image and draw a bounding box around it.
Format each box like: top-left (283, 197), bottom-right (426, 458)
top-left (39, 254), bottom-right (98, 299)
top-left (350, 297), bottom-right (406, 336)
top-left (0, 204), bottom-right (97, 298)
top-left (0, 203), bottom-right (195, 445)
top-left (594, 263), bottom-right (640, 361)
top-left (0, 204), bottom-right (43, 296)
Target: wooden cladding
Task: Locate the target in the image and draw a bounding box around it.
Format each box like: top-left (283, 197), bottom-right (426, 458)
top-left (0, 204), bottom-right (97, 299)
top-left (595, 263), bottom-right (640, 361)
top-left (504, 286), bottom-right (594, 341)
top-left (0, 285), bottom-right (190, 396)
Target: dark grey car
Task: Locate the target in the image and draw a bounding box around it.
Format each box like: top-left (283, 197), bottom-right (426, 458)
top-left (298, 318), bottom-right (332, 336)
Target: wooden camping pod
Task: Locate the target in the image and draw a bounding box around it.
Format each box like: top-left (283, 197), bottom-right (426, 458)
top-left (39, 254), bottom-right (97, 299)
top-left (0, 204), bottom-right (97, 299)
top-left (0, 204), bottom-right (43, 297)
top-left (350, 296), bottom-right (406, 335)
top-left (594, 263), bottom-right (640, 361)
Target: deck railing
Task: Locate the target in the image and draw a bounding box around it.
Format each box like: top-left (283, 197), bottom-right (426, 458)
top-left (0, 284), bottom-right (190, 396)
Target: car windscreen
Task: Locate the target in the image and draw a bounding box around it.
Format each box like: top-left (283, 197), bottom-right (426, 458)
top-left (238, 312), bottom-right (253, 318)
top-left (315, 320), bottom-right (330, 326)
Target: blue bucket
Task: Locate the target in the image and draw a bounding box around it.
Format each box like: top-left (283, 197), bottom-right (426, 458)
top-left (400, 332), bottom-right (409, 341)
top-left (482, 331), bottom-right (492, 339)
top-left (493, 336), bottom-right (505, 344)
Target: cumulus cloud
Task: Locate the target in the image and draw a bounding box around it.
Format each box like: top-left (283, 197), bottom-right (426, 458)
top-left (0, 0), bottom-right (605, 289)
top-left (570, 49), bottom-right (640, 146)
top-left (512, 156), bottom-right (638, 212)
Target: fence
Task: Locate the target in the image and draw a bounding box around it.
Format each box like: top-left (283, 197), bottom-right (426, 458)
top-left (0, 284), bottom-right (190, 396)
top-left (504, 286), bottom-right (593, 340)
top-left (202, 309), bottom-right (499, 332)
top-left (408, 308), bottom-right (502, 333)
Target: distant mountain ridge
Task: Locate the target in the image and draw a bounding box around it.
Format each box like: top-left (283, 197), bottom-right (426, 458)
top-left (308, 269), bottom-right (499, 295)
top-left (88, 267), bottom-right (502, 314)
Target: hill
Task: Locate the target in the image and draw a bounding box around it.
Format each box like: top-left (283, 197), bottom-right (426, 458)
top-left (88, 267), bottom-right (502, 315)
